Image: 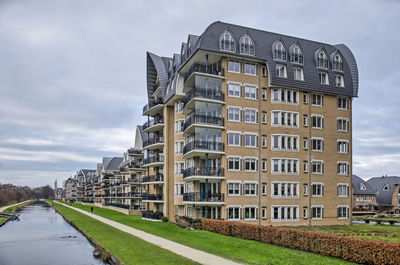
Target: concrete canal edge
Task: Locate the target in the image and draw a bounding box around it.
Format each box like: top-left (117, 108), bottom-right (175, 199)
top-left (46, 201), bottom-right (122, 265)
top-left (0, 200), bottom-right (34, 228)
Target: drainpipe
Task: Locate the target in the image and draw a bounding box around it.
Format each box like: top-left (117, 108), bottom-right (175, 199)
top-left (308, 93), bottom-right (312, 227)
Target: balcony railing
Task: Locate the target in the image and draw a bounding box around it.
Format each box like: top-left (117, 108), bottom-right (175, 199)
top-left (183, 114), bottom-right (224, 131)
top-left (184, 62), bottom-right (224, 83)
top-left (143, 136), bottom-right (164, 148)
top-left (128, 164), bottom-right (143, 170)
top-left (143, 118), bottom-right (164, 130)
top-left (143, 155), bottom-right (164, 165)
top-left (142, 211), bottom-right (163, 220)
top-left (105, 203), bottom-right (145, 210)
top-left (142, 174), bottom-right (164, 183)
top-left (143, 98), bottom-right (164, 114)
top-left (183, 167), bottom-right (224, 179)
top-left (184, 88), bottom-right (224, 108)
top-left (142, 193), bottom-right (163, 201)
top-left (183, 192), bottom-right (224, 203)
top-left (183, 140), bottom-right (224, 155)
top-left (128, 148), bottom-right (142, 155)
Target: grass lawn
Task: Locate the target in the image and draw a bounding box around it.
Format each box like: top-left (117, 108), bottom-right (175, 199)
top-left (56, 201), bottom-right (354, 265)
top-left (288, 224), bottom-right (400, 244)
top-left (0, 200), bottom-right (33, 225)
top-left (52, 202), bottom-right (199, 265)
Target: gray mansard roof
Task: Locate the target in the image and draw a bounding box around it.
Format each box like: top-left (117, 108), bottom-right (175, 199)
top-left (352, 175), bottom-right (376, 195)
top-left (367, 176), bottom-right (400, 206)
top-left (102, 157), bottom-right (123, 171)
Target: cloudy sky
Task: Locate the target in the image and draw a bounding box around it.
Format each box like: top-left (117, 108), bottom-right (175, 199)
top-left (0, 0), bottom-right (399, 187)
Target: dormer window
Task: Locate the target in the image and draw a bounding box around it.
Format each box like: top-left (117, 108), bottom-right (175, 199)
top-left (383, 184), bottom-right (390, 191)
top-left (273, 41), bottom-right (286, 61)
top-left (360, 183), bottom-right (366, 191)
top-left (220, 30), bottom-right (235, 52)
top-left (317, 49), bottom-right (328, 69)
top-left (333, 52), bottom-right (343, 71)
top-left (335, 75), bottom-right (344, 87)
top-left (239, 33), bottom-right (255, 55)
top-left (291, 44), bottom-right (303, 64)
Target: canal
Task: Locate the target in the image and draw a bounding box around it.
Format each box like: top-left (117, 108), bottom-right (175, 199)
top-left (0, 201), bottom-right (104, 265)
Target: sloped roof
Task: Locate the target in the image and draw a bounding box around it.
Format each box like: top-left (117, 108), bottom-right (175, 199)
top-left (367, 176), bottom-right (400, 206)
top-left (146, 52), bottom-right (169, 101)
top-left (102, 157), bottom-right (123, 171)
top-left (352, 175), bottom-right (376, 195)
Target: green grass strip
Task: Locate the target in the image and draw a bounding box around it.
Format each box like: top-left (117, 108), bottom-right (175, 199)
top-left (52, 202), bottom-right (199, 265)
top-left (58, 201), bottom-right (354, 265)
top-left (0, 200), bottom-right (33, 225)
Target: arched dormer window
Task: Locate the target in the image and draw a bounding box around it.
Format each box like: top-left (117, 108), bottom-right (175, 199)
top-left (239, 33), bottom-right (254, 55)
top-left (383, 184), bottom-right (390, 191)
top-left (360, 183), bottom-right (366, 190)
top-left (290, 44), bottom-right (303, 64)
top-left (273, 41), bottom-right (286, 61)
top-left (317, 49), bottom-right (328, 69)
top-left (219, 29), bottom-right (235, 52)
top-left (333, 52), bottom-right (343, 71)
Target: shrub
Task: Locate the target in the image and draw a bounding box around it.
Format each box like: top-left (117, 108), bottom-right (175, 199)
top-left (161, 216), bottom-right (168, 222)
top-left (376, 219), bottom-right (382, 225)
top-left (389, 220), bottom-right (396, 225)
top-left (202, 219), bottom-right (400, 265)
top-left (364, 219), bottom-right (370, 224)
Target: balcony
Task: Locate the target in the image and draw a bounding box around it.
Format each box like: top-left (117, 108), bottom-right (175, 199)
top-left (183, 114), bottom-right (224, 135)
top-left (183, 88), bottom-right (224, 114)
top-left (142, 174), bottom-right (164, 184)
top-left (142, 193), bottom-right (163, 202)
top-left (143, 136), bottom-right (164, 150)
top-left (142, 211), bottom-right (163, 220)
top-left (105, 203), bottom-right (145, 211)
top-left (127, 164), bottom-right (145, 172)
top-left (183, 167), bottom-right (224, 180)
top-left (143, 117), bottom-right (164, 133)
top-left (128, 148), bottom-right (143, 157)
top-left (143, 155), bottom-right (164, 167)
top-left (183, 192), bottom-right (225, 205)
top-left (183, 140), bottom-right (224, 159)
top-left (184, 62), bottom-right (224, 87)
top-left (143, 98), bottom-right (164, 116)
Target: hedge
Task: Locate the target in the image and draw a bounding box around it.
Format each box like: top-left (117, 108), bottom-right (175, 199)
top-left (202, 219), bottom-right (400, 265)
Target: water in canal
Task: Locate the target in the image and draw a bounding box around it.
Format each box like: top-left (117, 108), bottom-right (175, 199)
top-left (0, 201), bottom-right (104, 265)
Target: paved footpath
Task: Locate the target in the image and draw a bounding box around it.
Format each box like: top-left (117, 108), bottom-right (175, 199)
top-left (0, 200), bottom-right (32, 212)
top-left (54, 201), bottom-right (241, 265)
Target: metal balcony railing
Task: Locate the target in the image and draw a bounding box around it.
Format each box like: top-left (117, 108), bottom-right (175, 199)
top-left (143, 136), bottom-right (164, 148)
top-left (142, 211), bottom-right (163, 220)
top-left (143, 155), bottom-right (164, 165)
top-left (142, 174), bottom-right (164, 183)
top-left (184, 62), bottom-right (224, 83)
top-left (183, 140), bottom-right (224, 155)
top-left (183, 114), bottom-right (224, 131)
top-left (184, 88), bottom-right (224, 107)
top-left (183, 192), bottom-right (224, 202)
top-left (143, 117), bottom-right (164, 130)
top-left (141, 193), bottom-right (163, 201)
top-left (143, 98), bottom-right (163, 113)
top-left (183, 167), bottom-right (224, 179)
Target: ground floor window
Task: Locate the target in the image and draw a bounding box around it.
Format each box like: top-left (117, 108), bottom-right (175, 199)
top-left (337, 206), bottom-right (349, 219)
top-left (227, 206), bottom-right (241, 220)
top-left (271, 206), bottom-right (298, 221)
top-left (312, 206), bottom-right (323, 220)
top-left (244, 206), bottom-right (257, 220)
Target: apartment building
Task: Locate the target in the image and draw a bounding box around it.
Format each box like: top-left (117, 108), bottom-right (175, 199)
top-left (352, 175), bottom-right (376, 213)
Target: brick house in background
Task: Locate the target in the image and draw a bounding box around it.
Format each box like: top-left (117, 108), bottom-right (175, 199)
top-left (351, 175), bottom-right (376, 213)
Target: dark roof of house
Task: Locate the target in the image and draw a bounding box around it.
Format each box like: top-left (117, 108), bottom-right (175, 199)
top-left (367, 176), bottom-right (400, 206)
top-left (352, 175), bottom-right (376, 195)
top-left (102, 157), bottom-right (123, 171)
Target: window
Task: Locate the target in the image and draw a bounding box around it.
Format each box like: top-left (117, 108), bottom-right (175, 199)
top-left (303, 160), bottom-right (308, 173)
top-left (227, 132), bottom-right (241, 146)
top-left (271, 158), bottom-right (299, 174)
top-left (337, 118), bottom-right (349, 132)
top-left (273, 41), bottom-right (286, 61)
top-left (228, 156), bottom-right (241, 171)
top-left (227, 182), bottom-right (241, 196)
top-left (337, 97), bottom-right (348, 110)
top-left (262, 111), bottom-right (267, 124)
top-left (337, 206), bottom-right (349, 219)
top-left (271, 182), bottom-right (299, 198)
top-left (311, 138), bottom-right (324, 152)
top-left (303, 115), bottom-right (308, 127)
top-left (174, 120), bottom-right (184, 134)
top-left (219, 30), bottom-right (235, 52)
top-left (227, 206), bottom-right (241, 220)
top-left (174, 162), bottom-right (185, 176)
top-left (312, 115), bottom-right (324, 129)
top-left (271, 111), bottom-right (298, 128)
top-left (270, 88), bottom-right (298, 104)
top-left (271, 134), bottom-right (299, 151)
top-left (262, 183), bottom-right (267, 195)
top-left (271, 206), bottom-right (298, 221)
top-left (244, 206), bottom-right (257, 220)
top-left (335, 75), bottom-right (344, 87)
top-left (337, 162), bottom-right (349, 175)
top-left (262, 135), bottom-right (267, 147)
top-left (312, 206), bottom-right (323, 220)
top-left (312, 160), bottom-right (324, 174)
top-left (244, 63), bottom-right (256, 75)
top-left (227, 83), bottom-right (241, 97)
top-left (244, 157), bottom-right (258, 172)
top-left (244, 85), bottom-right (257, 99)
top-left (291, 44), bottom-right (303, 64)
top-left (227, 107), bottom-right (241, 122)
top-left (319, 72), bottom-right (329, 85)
top-left (262, 88), bottom-right (267, 100)
top-left (312, 94), bottom-right (324, 106)
top-left (174, 141), bottom-right (185, 154)
top-left (383, 184), bottom-right (390, 191)
top-left (262, 207), bottom-right (267, 219)
top-left (240, 33), bottom-right (255, 55)
top-left (244, 108), bottom-right (257, 123)
top-left (312, 183), bottom-right (324, 197)
top-left (303, 184), bottom-right (308, 196)
top-left (276, 64), bottom-right (287, 78)
top-left (262, 159), bottom-right (267, 171)
top-left (175, 101), bottom-right (184, 113)
top-left (244, 133), bottom-right (257, 148)
top-left (174, 183), bottom-right (184, 196)
top-left (303, 137), bottom-right (308, 150)
top-left (228, 60), bottom-right (240, 73)
top-left (337, 140), bottom-right (349, 153)
top-left (294, 67), bottom-right (304, 81)
top-left (316, 49), bottom-right (328, 68)
top-left (303, 92), bottom-right (308, 104)
top-left (360, 183), bottom-right (366, 191)
top-left (262, 66), bottom-right (267, 76)
top-left (303, 207), bottom-right (308, 219)
top-left (337, 184), bottom-right (349, 197)
top-left (244, 183), bottom-right (258, 196)
top-left (333, 52), bottom-right (343, 71)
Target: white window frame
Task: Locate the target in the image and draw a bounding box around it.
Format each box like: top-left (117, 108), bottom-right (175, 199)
top-left (262, 183), bottom-right (267, 196)
top-left (244, 132), bottom-right (258, 148)
top-left (337, 118), bottom-right (349, 132)
top-left (312, 94), bottom-right (324, 106)
top-left (337, 139), bottom-right (349, 154)
top-left (271, 134), bottom-right (299, 152)
top-left (337, 97), bottom-right (348, 110)
top-left (174, 182), bottom-right (185, 197)
top-left (262, 111), bottom-right (267, 124)
top-left (335, 74), bottom-right (344, 87)
top-left (262, 88), bottom-right (267, 100)
top-left (227, 106), bottom-right (241, 122)
top-left (227, 82), bottom-right (241, 98)
top-left (244, 84), bottom-right (257, 100)
top-left (337, 183), bottom-right (349, 197)
top-left (244, 182), bottom-right (258, 196)
top-left (271, 158), bottom-right (299, 175)
top-left (262, 159), bottom-right (267, 172)
top-left (244, 157), bottom-right (258, 172)
top-left (311, 182), bottom-right (324, 197)
top-left (244, 205), bottom-right (258, 220)
top-left (319, 72), bottom-right (329, 85)
top-left (227, 60), bottom-right (241, 73)
top-left (227, 156), bottom-right (241, 171)
top-left (271, 110), bottom-right (299, 128)
top-left (311, 205), bottom-right (324, 220)
top-left (174, 119), bottom-right (184, 134)
top-left (311, 160), bottom-right (324, 175)
top-left (227, 181), bottom-right (242, 196)
top-left (337, 205), bottom-right (349, 219)
top-left (311, 137), bottom-right (324, 152)
top-left (271, 205), bottom-right (299, 222)
top-left (227, 131), bottom-right (241, 147)
top-left (262, 135), bottom-right (267, 148)
top-left (271, 182), bottom-right (299, 198)
top-left (337, 161), bottom-right (349, 176)
top-left (262, 207), bottom-right (267, 219)
top-left (227, 205), bottom-right (241, 221)
top-left (244, 108), bottom-right (257, 124)
top-left (276, 64), bottom-right (287, 78)
top-left (311, 114), bottom-right (324, 129)
top-left (244, 63), bottom-right (256, 76)
top-left (293, 67), bottom-right (304, 81)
